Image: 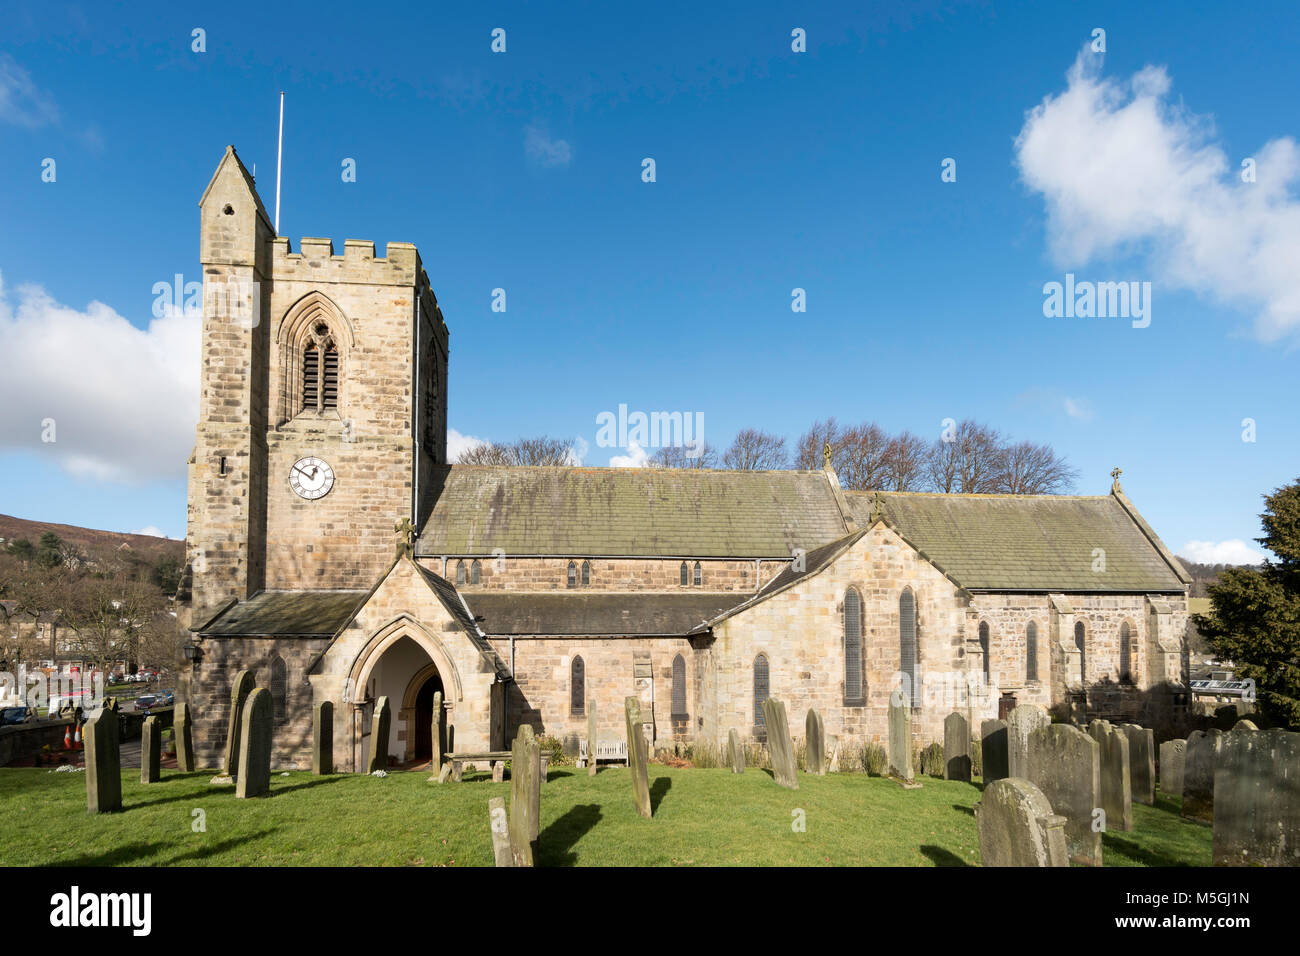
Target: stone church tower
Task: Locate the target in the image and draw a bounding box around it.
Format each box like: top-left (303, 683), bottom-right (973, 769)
top-left (185, 146), bottom-right (449, 624)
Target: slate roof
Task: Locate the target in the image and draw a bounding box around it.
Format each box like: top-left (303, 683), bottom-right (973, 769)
top-left (198, 589), bottom-right (369, 636)
top-left (415, 465), bottom-right (848, 558)
top-left (463, 592), bottom-right (744, 636)
top-left (844, 491), bottom-right (1188, 592)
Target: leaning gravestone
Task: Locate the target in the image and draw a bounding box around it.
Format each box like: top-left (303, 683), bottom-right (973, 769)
top-left (625, 697), bottom-right (653, 817)
top-left (141, 715), bottom-right (161, 784)
top-left (728, 728), bottom-right (745, 773)
top-left (84, 710), bottom-right (122, 814)
top-left (174, 702), bottom-right (195, 772)
top-left (981, 719), bottom-right (1009, 783)
top-left (430, 690), bottom-right (444, 774)
top-left (1159, 739), bottom-right (1185, 797)
top-left (944, 712), bottom-right (971, 782)
top-left (235, 688), bottom-right (272, 798)
top-left (1212, 727), bottom-right (1300, 866)
top-left (1182, 729), bottom-right (1222, 822)
top-left (508, 726), bottom-right (539, 866)
top-left (221, 669), bottom-right (256, 779)
top-left (313, 701), bottom-right (333, 775)
top-left (888, 698), bottom-right (915, 784)
top-left (762, 698), bottom-right (798, 790)
top-left (1007, 704), bottom-right (1050, 779)
top-left (1121, 724), bottom-right (1156, 805)
top-left (586, 697), bottom-right (597, 777)
top-left (1028, 724), bottom-right (1102, 866)
top-left (367, 696), bottom-right (391, 774)
top-left (1091, 723), bottom-right (1132, 832)
top-left (975, 778), bottom-right (1069, 867)
top-left (805, 708), bottom-right (826, 775)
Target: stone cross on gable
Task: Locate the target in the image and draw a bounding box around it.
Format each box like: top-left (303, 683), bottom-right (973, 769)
top-left (823, 440), bottom-right (833, 469)
top-left (1110, 467), bottom-right (1123, 494)
top-left (394, 518), bottom-right (415, 556)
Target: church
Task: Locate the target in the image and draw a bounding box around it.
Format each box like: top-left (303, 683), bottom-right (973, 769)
top-left (178, 146), bottom-right (1192, 771)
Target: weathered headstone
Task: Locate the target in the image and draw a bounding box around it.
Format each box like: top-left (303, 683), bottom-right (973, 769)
top-left (366, 695), bottom-right (391, 774)
top-left (1182, 729), bottom-right (1222, 822)
top-left (1028, 724), bottom-right (1102, 866)
top-left (1121, 724), bottom-right (1155, 805)
top-left (586, 697), bottom-right (597, 777)
top-left (1007, 704), bottom-right (1050, 779)
top-left (1232, 719), bottom-right (1259, 732)
top-left (625, 697), bottom-right (652, 817)
top-left (1159, 738), bottom-right (1185, 797)
top-left (805, 708), bottom-right (826, 775)
top-left (1212, 727), bottom-right (1300, 866)
top-left (944, 712), bottom-right (971, 782)
top-left (235, 688), bottom-right (272, 798)
top-left (509, 725), bottom-right (539, 866)
top-left (1090, 723), bottom-right (1132, 831)
top-left (492, 761), bottom-right (505, 783)
top-left (221, 669), bottom-right (255, 778)
top-left (827, 734), bottom-right (841, 773)
top-left (975, 778), bottom-right (1069, 867)
top-left (762, 698), bottom-right (798, 789)
top-left (981, 719), bottom-right (1008, 783)
top-left (888, 698), bottom-right (915, 784)
top-left (430, 690), bottom-right (444, 773)
top-left (140, 715), bottom-right (161, 784)
top-left (728, 728), bottom-right (745, 773)
top-left (174, 702), bottom-right (194, 772)
top-left (488, 796), bottom-right (514, 867)
top-left (313, 700), bottom-right (333, 775)
top-left (84, 710), bottom-right (121, 814)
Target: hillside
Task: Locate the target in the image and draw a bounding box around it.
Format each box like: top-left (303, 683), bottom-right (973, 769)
top-left (0, 514), bottom-right (183, 568)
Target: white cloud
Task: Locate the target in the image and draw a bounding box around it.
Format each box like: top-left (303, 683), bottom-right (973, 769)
top-left (524, 123), bottom-right (573, 168)
top-left (446, 428), bottom-right (488, 462)
top-left (1016, 51), bottom-right (1300, 341)
top-left (1180, 539), bottom-right (1266, 566)
top-left (570, 436), bottom-right (589, 465)
top-left (0, 54), bottom-right (58, 127)
top-left (609, 442), bottom-right (649, 468)
top-left (1063, 397), bottom-right (1093, 421)
top-left (0, 271), bottom-right (200, 483)
top-left (129, 526), bottom-right (168, 538)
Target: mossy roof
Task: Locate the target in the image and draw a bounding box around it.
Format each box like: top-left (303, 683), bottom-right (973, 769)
top-left (464, 592), bottom-right (745, 636)
top-left (198, 589), bottom-right (368, 636)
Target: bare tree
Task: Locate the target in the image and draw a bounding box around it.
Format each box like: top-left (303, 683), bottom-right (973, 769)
top-left (795, 418), bottom-right (842, 470)
top-left (722, 429), bottom-right (789, 470)
top-left (881, 431), bottom-right (929, 491)
top-left (835, 423), bottom-right (892, 490)
top-left (996, 440), bottom-right (1079, 494)
top-left (456, 436), bottom-right (579, 466)
top-left (927, 420), bottom-right (1005, 494)
top-left (648, 441), bottom-right (720, 469)
top-left (56, 574), bottom-right (164, 675)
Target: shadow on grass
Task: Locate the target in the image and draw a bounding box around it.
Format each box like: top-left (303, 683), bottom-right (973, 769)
top-left (650, 776), bottom-right (672, 813)
top-left (266, 777), bottom-right (345, 798)
top-left (536, 804), bottom-right (601, 866)
top-left (162, 830), bottom-right (278, 865)
top-left (45, 842), bottom-right (171, 867)
top-left (548, 769), bottom-right (575, 781)
top-left (920, 845), bottom-right (970, 867)
top-left (951, 804), bottom-right (974, 816)
top-left (1103, 833), bottom-right (1197, 867)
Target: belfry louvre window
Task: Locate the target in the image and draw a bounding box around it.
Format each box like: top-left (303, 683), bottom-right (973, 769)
top-left (671, 654), bottom-right (687, 717)
top-left (302, 345), bottom-right (320, 409)
top-left (900, 589), bottom-right (918, 709)
top-left (571, 656), bottom-right (585, 715)
top-left (300, 322), bottom-right (340, 414)
top-left (1026, 622), bottom-right (1039, 682)
top-left (753, 654), bottom-right (770, 727)
top-left (844, 588), bottom-right (863, 703)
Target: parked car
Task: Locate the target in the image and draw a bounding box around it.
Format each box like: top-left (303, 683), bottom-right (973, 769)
top-left (134, 695), bottom-right (158, 712)
top-left (0, 706), bottom-right (34, 726)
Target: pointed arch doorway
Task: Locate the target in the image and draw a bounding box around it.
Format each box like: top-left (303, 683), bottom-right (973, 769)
top-left (403, 662), bottom-right (445, 765)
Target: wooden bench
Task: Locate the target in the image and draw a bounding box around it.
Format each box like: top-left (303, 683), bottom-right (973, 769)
top-left (577, 739), bottom-right (628, 768)
top-left (443, 751), bottom-right (550, 783)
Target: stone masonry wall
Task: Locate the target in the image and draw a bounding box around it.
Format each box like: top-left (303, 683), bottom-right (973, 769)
top-left (429, 556), bottom-right (785, 592)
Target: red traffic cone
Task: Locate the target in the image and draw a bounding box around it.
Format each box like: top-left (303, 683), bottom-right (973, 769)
top-left (74, 722), bottom-right (83, 750)
top-left (63, 725), bottom-right (72, 750)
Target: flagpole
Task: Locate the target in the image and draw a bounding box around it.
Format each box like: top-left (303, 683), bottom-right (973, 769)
top-left (274, 91), bottom-right (284, 235)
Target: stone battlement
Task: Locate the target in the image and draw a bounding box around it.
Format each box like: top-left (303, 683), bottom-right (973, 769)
top-left (270, 236), bottom-right (425, 287)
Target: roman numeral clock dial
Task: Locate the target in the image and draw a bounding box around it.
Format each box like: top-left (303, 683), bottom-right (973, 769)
top-left (289, 456), bottom-right (335, 500)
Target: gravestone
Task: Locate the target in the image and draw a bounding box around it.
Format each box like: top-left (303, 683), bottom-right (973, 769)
top-left (827, 735), bottom-right (841, 773)
top-left (235, 688), bottom-right (272, 798)
top-left (488, 796), bottom-right (514, 867)
top-left (1232, 719), bottom-right (1259, 732)
top-left (367, 696), bottom-right (391, 774)
top-left (981, 719), bottom-right (1009, 783)
top-left (888, 699), bottom-right (915, 784)
top-left (805, 708), bottom-right (826, 775)
top-left (1028, 724), bottom-right (1102, 866)
top-left (221, 669), bottom-right (256, 778)
top-left (508, 726), bottom-right (539, 866)
top-left (1182, 729), bottom-right (1222, 822)
top-left (944, 712), bottom-right (971, 782)
top-left (492, 761), bottom-right (505, 783)
top-left (975, 778), bottom-right (1069, 867)
top-left (1121, 724), bottom-right (1155, 805)
top-left (762, 698), bottom-right (798, 789)
top-left (728, 728), bottom-right (745, 773)
top-left (430, 690), bottom-right (444, 773)
top-left (1212, 727), bottom-right (1300, 866)
top-left (84, 710), bottom-right (122, 814)
top-left (586, 697), bottom-right (597, 777)
top-left (625, 697), bottom-right (652, 817)
top-left (174, 702), bottom-right (195, 772)
top-left (1007, 704), bottom-right (1050, 779)
top-left (1159, 739), bottom-right (1185, 797)
top-left (313, 701), bottom-right (333, 775)
top-left (922, 742), bottom-right (945, 777)
top-left (1090, 723), bottom-right (1132, 832)
top-left (140, 715), bottom-right (161, 784)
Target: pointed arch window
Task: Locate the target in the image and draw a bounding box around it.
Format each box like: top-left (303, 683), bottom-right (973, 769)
top-left (693, 561), bottom-right (703, 587)
top-left (270, 654), bottom-right (287, 722)
top-left (900, 589), bottom-right (918, 709)
top-left (571, 656), bottom-right (585, 716)
top-left (979, 621), bottom-right (991, 683)
top-left (470, 559), bottom-right (481, 585)
top-left (1119, 621), bottom-right (1132, 683)
top-left (680, 561), bottom-right (688, 586)
top-left (671, 654), bottom-right (687, 718)
top-left (753, 653), bottom-right (770, 728)
top-left (844, 588), bottom-right (863, 704)
top-left (1026, 621), bottom-right (1039, 682)
top-left (1075, 620), bottom-right (1087, 683)
top-left (456, 560), bottom-right (466, 586)
top-left (581, 560), bottom-right (591, 586)
top-left (567, 561), bottom-right (577, 588)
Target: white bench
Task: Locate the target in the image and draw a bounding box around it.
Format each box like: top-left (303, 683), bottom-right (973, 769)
top-left (578, 739), bottom-right (629, 768)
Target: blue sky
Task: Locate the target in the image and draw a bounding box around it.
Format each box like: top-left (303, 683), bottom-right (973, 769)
top-left (0, 0), bottom-right (1297, 563)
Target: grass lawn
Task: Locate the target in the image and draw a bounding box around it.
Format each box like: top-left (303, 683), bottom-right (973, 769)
top-left (0, 766), bottom-right (1211, 867)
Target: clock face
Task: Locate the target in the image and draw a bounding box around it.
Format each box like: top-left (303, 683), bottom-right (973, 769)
top-left (289, 456), bottom-right (335, 500)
